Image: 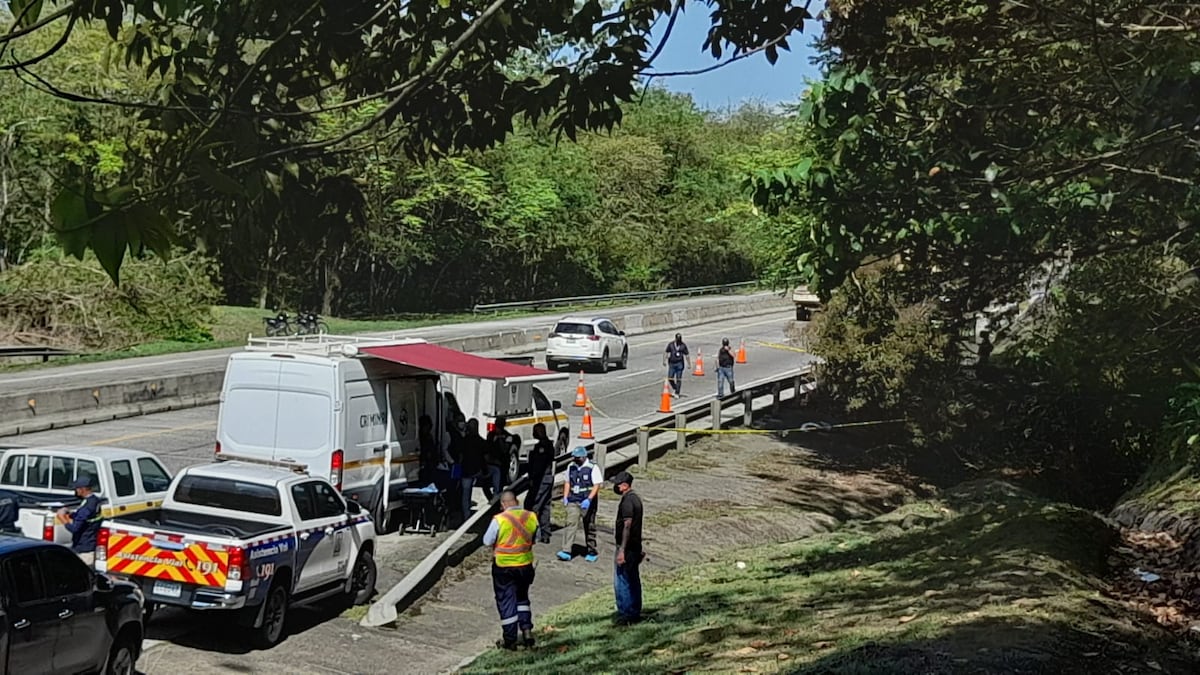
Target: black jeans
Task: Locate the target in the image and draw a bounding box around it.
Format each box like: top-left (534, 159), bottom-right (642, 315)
top-left (524, 473), bottom-right (554, 542)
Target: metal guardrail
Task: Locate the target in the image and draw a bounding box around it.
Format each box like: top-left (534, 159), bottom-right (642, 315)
top-left (362, 365), bottom-right (817, 627)
top-left (0, 346), bottom-right (80, 362)
top-left (470, 280), bottom-right (764, 314)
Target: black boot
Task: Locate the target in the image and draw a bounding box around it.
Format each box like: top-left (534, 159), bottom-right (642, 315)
top-left (521, 629), bottom-right (535, 648)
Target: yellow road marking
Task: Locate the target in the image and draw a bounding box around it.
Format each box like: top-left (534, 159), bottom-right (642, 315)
top-left (753, 340), bottom-right (808, 354)
top-left (89, 421), bottom-right (216, 446)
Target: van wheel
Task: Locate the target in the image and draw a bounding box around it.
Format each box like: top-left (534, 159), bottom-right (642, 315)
top-left (372, 497), bottom-right (391, 535)
top-left (249, 583), bottom-right (289, 649)
top-left (347, 550), bottom-right (377, 605)
top-left (507, 449), bottom-right (522, 486)
top-left (555, 428), bottom-right (570, 455)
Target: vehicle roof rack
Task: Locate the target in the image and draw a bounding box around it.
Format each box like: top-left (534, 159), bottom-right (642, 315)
top-left (244, 333), bottom-right (427, 356)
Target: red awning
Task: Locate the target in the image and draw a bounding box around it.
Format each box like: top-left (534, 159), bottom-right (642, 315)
top-left (357, 342), bottom-right (567, 384)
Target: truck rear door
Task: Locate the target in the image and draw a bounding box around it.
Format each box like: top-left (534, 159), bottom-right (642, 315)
top-left (105, 526), bottom-right (233, 602)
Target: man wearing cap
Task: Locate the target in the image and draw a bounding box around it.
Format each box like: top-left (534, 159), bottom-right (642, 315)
top-left (56, 476), bottom-right (104, 565)
top-left (483, 490), bottom-right (539, 650)
top-left (663, 333), bottom-right (690, 398)
top-left (557, 446), bottom-right (602, 562)
top-left (612, 470), bottom-right (645, 624)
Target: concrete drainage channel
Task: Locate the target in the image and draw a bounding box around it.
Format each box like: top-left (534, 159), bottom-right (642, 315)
top-left (0, 294), bottom-right (792, 438)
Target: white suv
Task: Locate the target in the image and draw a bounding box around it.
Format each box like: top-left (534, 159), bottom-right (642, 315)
top-left (545, 317), bottom-right (629, 373)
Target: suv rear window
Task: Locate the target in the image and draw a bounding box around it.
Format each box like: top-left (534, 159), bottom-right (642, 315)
top-left (173, 475), bottom-right (282, 516)
top-left (554, 322), bottom-right (594, 335)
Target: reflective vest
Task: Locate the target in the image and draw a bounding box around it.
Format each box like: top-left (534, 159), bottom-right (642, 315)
top-left (493, 508), bottom-right (537, 567)
top-left (567, 461), bottom-right (596, 503)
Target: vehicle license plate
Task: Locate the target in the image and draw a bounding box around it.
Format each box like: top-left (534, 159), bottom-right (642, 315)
top-left (152, 580), bottom-right (182, 598)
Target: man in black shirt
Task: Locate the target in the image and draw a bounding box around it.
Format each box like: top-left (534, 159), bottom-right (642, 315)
top-left (523, 423), bottom-right (556, 543)
top-left (611, 470), bottom-right (644, 624)
top-left (717, 337), bottom-right (736, 397)
top-left (663, 333), bottom-right (690, 397)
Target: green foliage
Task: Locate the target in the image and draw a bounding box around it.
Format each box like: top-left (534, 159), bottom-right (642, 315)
top-left (0, 248), bottom-right (221, 350)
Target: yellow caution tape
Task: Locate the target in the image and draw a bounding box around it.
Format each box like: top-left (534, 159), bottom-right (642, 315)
top-left (753, 340), bottom-right (808, 354)
top-left (638, 419), bottom-right (905, 435)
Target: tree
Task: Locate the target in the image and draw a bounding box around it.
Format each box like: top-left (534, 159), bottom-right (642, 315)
top-left (1, 0), bottom-right (813, 282)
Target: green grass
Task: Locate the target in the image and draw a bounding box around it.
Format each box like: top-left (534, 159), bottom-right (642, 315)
top-left (463, 480), bottom-right (1188, 674)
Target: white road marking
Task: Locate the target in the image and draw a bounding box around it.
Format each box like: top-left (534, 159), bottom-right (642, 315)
top-left (608, 368), bottom-right (655, 381)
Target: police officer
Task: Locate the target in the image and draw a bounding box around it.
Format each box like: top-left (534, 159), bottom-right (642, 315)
top-left (523, 423), bottom-right (556, 544)
top-left (56, 476), bottom-right (103, 566)
top-left (483, 490), bottom-right (539, 650)
top-left (0, 488), bottom-right (23, 535)
top-left (556, 446), bottom-right (602, 562)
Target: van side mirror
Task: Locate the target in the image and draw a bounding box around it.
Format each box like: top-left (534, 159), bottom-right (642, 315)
top-left (552, 400), bottom-right (562, 410)
top-left (346, 500), bottom-right (362, 516)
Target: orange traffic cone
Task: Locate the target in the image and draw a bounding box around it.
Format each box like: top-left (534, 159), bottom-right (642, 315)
top-left (574, 371), bottom-right (587, 407)
top-left (580, 404), bottom-right (594, 439)
top-left (693, 349), bottom-right (705, 376)
top-left (657, 379), bottom-right (673, 413)
top-left (736, 339), bottom-right (748, 364)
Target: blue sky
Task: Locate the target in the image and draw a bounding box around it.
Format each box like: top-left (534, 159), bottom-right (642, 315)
top-left (645, 2), bottom-right (825, 110)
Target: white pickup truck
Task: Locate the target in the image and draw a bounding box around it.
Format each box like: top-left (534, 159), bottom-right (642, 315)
top-left (96, 459), bottom-right (378, 648)
top-left (0, 446), bottom-right (172, 543)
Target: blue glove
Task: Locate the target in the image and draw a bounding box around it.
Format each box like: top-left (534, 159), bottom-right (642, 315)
top-left (581, 498), bottom-right (592, 511)
top-left (562, 496), bottom-right (569, 506)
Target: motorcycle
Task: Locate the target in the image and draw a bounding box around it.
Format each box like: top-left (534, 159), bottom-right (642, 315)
top-left (262, 312), bottom-right (292, 337)
top-left (295, 312), bottom-right (329, 336)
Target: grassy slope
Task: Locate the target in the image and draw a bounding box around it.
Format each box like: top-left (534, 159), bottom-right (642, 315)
top-left (465, 481), bottom-right (1187, 675)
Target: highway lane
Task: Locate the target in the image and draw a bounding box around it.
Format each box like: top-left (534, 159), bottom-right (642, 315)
top-left (0, 291), bottom-right (785, 392)
top-left (8, 310), bottom-right (809, 469)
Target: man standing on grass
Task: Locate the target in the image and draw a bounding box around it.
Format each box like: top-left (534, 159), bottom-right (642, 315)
top-left (483, 490), bottom-right (539, 650)
top-left (663, 333), bottom-right (690, 398)
top-left (557, 446), bottom-right (602, 562)
top-left (612, 470), bottom-right (644, 625)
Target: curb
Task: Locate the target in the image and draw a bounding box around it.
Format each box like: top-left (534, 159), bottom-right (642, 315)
top-left (0, 294), bottom-right (791, 438)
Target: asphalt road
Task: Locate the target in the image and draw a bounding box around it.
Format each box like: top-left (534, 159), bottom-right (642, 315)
top-left (10, 310), bottom-right (809, 468)
top-left (0, 291), bottom-right (785, 393)
top-left (9, 310), bottom-right (810, 673)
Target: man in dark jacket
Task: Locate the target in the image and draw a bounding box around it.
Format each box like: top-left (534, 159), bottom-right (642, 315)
top-left (485, 416), bottom-right (517, 496)
top-left (523, 423), bottom-right (556, 544)
top-left (57, 476), bottom-right (103, 565)
top-left (460, 418), bottom-right (489, 517)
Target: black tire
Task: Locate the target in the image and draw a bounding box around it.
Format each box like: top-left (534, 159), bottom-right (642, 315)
top-left (619, 346), bottom-right (629, 370)
top-left (317, 320), bottom-right (329, 334)
top-left (599, 349), bottom-right (610, 374)
top-left (249, 583), bottom-right (289, 649)
top-left (348, 550), bottom-right (377, 605)
top-left (104, 628), bottom-right (139, 675)
top-left (546, 358), bottom-right (558, 370)
top-left (555, 427), bottom-right (570, 454)
top-left (372, 494), bottom-right (391, 535)
top-left (506, 448), bottom-right (521, 487)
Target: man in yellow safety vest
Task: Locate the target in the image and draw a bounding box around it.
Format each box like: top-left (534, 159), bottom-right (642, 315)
top-left (483, 490), bottom-right (539, 649)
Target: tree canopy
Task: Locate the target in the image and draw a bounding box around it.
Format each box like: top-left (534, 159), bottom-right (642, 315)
top-left (1, 0), bottom-right (812, 282)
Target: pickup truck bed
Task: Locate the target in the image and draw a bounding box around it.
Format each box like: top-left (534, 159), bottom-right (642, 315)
top-left (108, 508), bottom-right (288, 540)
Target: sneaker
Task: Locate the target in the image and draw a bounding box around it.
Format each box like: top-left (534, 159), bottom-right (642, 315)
top-left (585, 553), bottom-right (599, 563)
top-left (556, 550), bottom-right (572, 561)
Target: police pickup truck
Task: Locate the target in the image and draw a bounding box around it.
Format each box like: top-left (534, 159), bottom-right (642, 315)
top-left (96, 460), bottom-right (378, 648)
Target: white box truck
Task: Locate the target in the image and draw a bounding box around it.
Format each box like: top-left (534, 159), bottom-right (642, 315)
top-left (214, 335), bottom-right (567, 534)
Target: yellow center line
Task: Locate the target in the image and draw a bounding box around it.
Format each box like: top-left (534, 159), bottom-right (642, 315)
top-left (754, 340), bottom-right (808, 353)
top-left (89, 421), bottom-right (217, 446)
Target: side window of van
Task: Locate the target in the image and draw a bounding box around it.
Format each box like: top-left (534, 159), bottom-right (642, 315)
top-left (27, 456), bottom-right (49, 489)
top-left (51, 456), bottom-right (75, 490)
top-left (1, 455), bottom-right (24, 487)
top-left (111, 461), bottom-right (137, 497)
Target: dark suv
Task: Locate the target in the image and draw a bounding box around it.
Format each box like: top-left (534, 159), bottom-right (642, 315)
top-left (0, 536), bottom-right (143, 674)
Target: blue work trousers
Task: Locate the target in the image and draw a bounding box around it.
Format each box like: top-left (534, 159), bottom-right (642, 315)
top-left (717, 366), bottom-right (736, 397)
top-left (667, 362), bottom-right (685, 394)
top-left (614, 552), bottom-right (643, 621)
top-left (492, 563), bottom-right (535, 644)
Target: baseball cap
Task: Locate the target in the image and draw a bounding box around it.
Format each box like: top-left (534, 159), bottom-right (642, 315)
top-left (571, 446), bottom-right (588, 458)
top-left (71, 476), bottom-right (93, 489)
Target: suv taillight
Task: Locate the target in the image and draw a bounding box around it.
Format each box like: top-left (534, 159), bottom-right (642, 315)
top-left (587, 335), bottom-right (600, 341)
top-left (228, 546), bottom-right (247, 582)
top-left (42, 514), bottom-right (55, 541)
top-left (331, 449), bottom-right (344, 491)
top-left (214, 441), bottom-right (222, 458)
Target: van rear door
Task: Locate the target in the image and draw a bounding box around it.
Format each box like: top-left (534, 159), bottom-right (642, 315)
top-left (217, 357), bottom-right (283, 459)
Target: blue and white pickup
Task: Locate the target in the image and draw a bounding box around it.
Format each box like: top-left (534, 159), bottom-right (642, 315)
top-left (97, 459), bottom-right (378, 648)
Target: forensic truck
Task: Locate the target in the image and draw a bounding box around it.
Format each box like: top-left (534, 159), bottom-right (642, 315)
top-left (213, 335), bottom-right (568, 534)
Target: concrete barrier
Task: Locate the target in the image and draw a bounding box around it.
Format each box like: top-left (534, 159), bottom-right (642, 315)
top-left (0, 294), bottom-right (790, 438)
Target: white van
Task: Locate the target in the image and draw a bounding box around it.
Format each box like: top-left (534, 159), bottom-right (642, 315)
top-left (214, 335), bottom-right (566, 534)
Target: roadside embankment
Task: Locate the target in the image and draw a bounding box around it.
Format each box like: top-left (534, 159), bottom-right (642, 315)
top-left (0, 293), bottom-right (789, 438)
